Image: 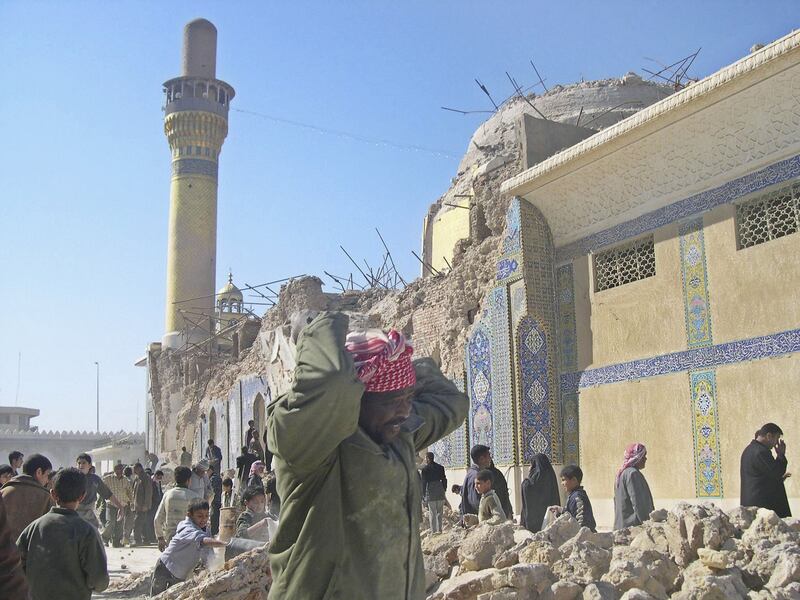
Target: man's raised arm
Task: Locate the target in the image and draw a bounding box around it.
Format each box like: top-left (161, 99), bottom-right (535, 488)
top-left (267, 312), bottom-right (365, 474)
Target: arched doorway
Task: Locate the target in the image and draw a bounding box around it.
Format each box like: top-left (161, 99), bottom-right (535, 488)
top-left (253, 393), bottom-right (265, 437)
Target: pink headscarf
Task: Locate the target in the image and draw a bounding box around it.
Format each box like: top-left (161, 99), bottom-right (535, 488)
top-left (616, 443), bottom-right (647, 485)
top-left (345, 329), bottom-right (416, 393)
top-left (249, 460), bottom-right (264, 478)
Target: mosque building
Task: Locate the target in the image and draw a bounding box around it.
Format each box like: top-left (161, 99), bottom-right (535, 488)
top-left (141, 19), bottom-right (800, 527)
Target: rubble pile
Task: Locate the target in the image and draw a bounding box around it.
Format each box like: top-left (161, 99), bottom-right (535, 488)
top-left (155, 547), bottom-right (271, 600)
top-left (422, 504), bottom-right (800, 600)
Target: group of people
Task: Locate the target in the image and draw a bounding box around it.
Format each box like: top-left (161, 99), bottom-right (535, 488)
top-left (0, 438), bottom-right (283, 599)
top-left (418, 422), bottom-right (791, 538)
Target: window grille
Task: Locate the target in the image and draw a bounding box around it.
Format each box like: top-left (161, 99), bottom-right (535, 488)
top-left (736, 182), bottom-right (800, 249)
top-left (594, 236), bottom-right (656, 292)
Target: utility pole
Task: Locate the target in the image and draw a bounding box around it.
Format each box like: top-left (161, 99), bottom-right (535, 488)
top-left (94, 361), bottom-right (100, 432)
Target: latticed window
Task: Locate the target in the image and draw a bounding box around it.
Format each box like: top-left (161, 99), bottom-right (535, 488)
top-left (593, 236), bottom-right (656, 292)
top-left (736, 182), bottom-right (800, 249)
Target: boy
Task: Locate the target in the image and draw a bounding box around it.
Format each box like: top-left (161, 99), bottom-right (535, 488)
top-left (17, 467), bottom-right (109, 600)
top-left (475, 469), bottom-right (506, 525)
top-left (150, 498), bottom-right (227, 595)
top-left (551, 465), bottom-right (596, 532)
top-left (235, 487), bottom-right (272, 541)
top-left (221, 477), bottom-right (240, 508)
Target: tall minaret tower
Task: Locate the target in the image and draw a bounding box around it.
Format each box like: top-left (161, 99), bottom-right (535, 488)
top-left (162, 19), bottom-right (235, 349)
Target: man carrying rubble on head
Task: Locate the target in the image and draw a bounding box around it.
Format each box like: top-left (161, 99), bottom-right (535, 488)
top-left (267, 312), bottom-right (468, 599)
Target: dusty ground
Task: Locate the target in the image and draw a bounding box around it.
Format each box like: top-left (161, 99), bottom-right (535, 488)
top-left (93, 544), bottom-right (160, 599)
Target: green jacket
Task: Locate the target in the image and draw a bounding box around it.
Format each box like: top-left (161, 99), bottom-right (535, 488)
top-left (17, 506), bottom-right (109, 600)
top-left (267, 312), bottom-right (468, 600)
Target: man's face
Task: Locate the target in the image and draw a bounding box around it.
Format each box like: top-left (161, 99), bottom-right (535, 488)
top-left (155, 474), bottom-right (163, 483)
top-left (475, 478), bottom-right (491, 495)
top-left (639, 455), bottom-right (648, 470)
top-left (195, 467), bottom-right (207, 478)
top-left (477, 452), bottom-right (492, 469)
top-left (359, 386), bottom-right (415, 445)
top-left (114, 465), bottom-right (124, 478)
top-left (190, 509), bottom-right (210, 529)
top-left (34, 468), bottom-right (51, 487)
top-left (76, 458), bottom-right (91, 474)
top-left (425, 455), bottom-right (433, 465)
top-left (765, 433), bottom-right (782, 449)
top-left (11, 456), bottom-right (23, 469)
top-left (0, 472), bottom-right (12, 485)
top-left (246, 494), bottom-right (266, 514)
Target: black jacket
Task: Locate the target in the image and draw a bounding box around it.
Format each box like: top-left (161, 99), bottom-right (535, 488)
top-left (460, 463), bottom-right (513, 518)
top-left (741, 439), bottom-right (791, 517)
top-left (490, 464), bottom-right (513, 519)
top-left (420, 462), bottom-right (447, 501)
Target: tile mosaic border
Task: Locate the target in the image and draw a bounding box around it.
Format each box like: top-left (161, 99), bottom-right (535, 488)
top-left (555, 153), bottom-right (800, 263)
top-left (518, 316), bottom-right (553, 463)
top-left (556, 263), bottom-right (578, 371)
top-left (679, 218), bottom-right (713, 348)
top-left (689, 370), bottom-right (724, 497)
top-left (489, 286), bottom-right (515, 465)
top-left (560, 327), bottom-right (800, 394)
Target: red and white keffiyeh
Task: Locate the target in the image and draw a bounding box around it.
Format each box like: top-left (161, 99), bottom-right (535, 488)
top-left (345, 329), bottom-right (416, 393)
top-left (616, 442), bottom-right (647, 485)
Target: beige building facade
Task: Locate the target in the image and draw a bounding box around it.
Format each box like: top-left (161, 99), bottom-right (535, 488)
top-left (494, 30), bottom-right (800, 526)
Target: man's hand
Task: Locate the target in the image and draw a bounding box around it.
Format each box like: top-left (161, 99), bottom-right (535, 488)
top-left (158, 537), bottom-right (166, 552)
top-left (776, 440), bottom-right (787, 456)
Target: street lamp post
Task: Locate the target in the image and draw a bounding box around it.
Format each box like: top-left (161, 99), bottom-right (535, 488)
top-left (94, 361), bottom-right (100, 433)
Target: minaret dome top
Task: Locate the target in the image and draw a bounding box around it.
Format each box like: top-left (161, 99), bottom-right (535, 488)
top-left (182, 18), bottom-right (217, 79)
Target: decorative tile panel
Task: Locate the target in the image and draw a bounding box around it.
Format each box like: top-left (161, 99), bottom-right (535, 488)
top-left (556, 263), bottom-right (578, 371)
top-left (496, 257), bottom-right (520, 281)
top-left (556, 154), bottom-right (800, 263)
top-left (510, 280), bottom-right (527, 331)
top-left (689, 370), bottom-right (723, 497)
top-left (467, 326), bottom-right (493, 449)
top-left (561, 392), bottom-right (580, 466)
top-left (430, 373), bottom-right (470, 468)
top-left (560, 327), bottom-right (800, 394)
top-left (679, 218), bottom-right (713, 348)
top-left (172, 158), bottom-right (219, 178)
top-left (489, 287), bottom-right (514, 465)
top-left (518, 316), bottom-right (553, 462)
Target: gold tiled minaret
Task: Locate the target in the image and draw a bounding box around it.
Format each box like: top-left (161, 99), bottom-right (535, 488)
top-left (162, 19), bottom-right (235, 348)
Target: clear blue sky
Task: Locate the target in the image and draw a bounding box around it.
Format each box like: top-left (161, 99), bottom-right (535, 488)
top-left (0, 2), bottom-right (795, 433)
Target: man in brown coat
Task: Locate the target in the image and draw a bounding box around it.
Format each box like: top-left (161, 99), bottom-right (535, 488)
top-left (0, 454), bottom-right (53, 542)
top-left (0, 494), bottom-right (28, 599)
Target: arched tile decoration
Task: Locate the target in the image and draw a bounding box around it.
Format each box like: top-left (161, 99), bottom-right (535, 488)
top-left (467, 326), bottom-right (493, 449)
top-left (517, 315), bottom-right (552, 462)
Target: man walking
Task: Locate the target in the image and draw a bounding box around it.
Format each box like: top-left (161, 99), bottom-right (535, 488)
top-left (421, 452), bottom-right (447, 533)
top-left (75, 453), bottom-right (124, 529)
top-left (132, 463), bottom-right (153, 545)
top-left (267, 313), bottom-right (468, 599)
top-left (741, 423), bottom-right (791, 517)
top-left (101, 463), bottom-right (132, 547)
top-left (205, 439), bottom-right (223, 474)
top-left (236, 446), bottom-right (256, 489)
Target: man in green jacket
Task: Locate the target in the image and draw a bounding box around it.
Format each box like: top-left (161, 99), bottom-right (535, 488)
top-left (267, 312), bottom-right (469, 600)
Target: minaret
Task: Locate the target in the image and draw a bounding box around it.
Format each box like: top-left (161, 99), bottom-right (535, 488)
top-left (162, 19), bottom-right (235, 349)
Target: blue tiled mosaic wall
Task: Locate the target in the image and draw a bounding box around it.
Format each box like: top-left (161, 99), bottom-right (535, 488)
top-left (517, 316), bottom-right (553, 462)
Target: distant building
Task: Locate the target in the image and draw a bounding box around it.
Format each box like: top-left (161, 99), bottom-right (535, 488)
top-left (0, 406), bottom-right (39, 432)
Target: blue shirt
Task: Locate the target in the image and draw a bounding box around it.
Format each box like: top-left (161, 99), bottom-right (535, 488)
top-left (161, 517), bottom-right (213, 579)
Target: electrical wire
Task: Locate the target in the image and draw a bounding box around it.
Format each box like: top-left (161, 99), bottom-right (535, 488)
top-left (232, 107), bottom-right (460, 160)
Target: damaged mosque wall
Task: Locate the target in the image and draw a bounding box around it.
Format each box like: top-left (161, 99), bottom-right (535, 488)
top-left (141, 20), bottom-right (800, 528)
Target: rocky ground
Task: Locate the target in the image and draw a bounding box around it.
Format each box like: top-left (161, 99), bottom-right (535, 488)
top-left (423, 504), bottom-right (800, 599)
top-left (105, 503), bottom-right (800, 599)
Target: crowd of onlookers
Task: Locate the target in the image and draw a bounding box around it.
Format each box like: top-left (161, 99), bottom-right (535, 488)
top-left (420, 422), bottom-right (791, 534)
top-left (0, 420), bottom-right (282, 600)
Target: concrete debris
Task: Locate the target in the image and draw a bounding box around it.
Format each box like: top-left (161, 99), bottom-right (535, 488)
top-left (424, 504), bottom-right (800, 600)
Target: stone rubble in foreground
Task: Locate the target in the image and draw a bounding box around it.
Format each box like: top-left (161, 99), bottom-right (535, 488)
top-left (107, 503), bottom-right (800, 599)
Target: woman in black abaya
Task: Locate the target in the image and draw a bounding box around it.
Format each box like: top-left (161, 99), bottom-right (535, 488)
top-left (520, 453), bottom-right (561, 532)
